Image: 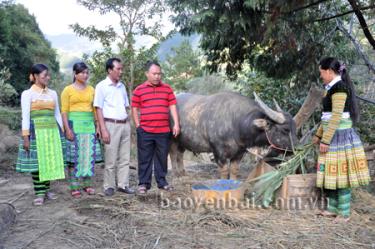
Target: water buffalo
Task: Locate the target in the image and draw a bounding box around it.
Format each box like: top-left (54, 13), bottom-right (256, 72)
top-left (169, 91), bottom-right (297, 179)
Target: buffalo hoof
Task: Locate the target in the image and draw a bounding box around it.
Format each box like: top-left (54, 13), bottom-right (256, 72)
top-left (174, 171), bottom-right (186, 178)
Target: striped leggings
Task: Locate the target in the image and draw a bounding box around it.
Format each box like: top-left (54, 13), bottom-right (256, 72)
top-left (326, 188), bottom-right (352, 217)
top-left (31, 172), bottom-right (50, 197)
top-left (68, 163), bottom-right (92, 190)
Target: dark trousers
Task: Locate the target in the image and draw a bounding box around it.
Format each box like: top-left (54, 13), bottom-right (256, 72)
top-left (136, 127), bottom-right (171, 189)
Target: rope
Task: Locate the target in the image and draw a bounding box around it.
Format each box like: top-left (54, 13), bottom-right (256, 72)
top-left (264, 130), bottom-right (294, 152)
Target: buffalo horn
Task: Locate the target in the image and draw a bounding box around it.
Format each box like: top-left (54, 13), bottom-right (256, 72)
top-left (253, 92), bottom-right (286, 124)
top-left (273, 98), bottom-right (283, 112)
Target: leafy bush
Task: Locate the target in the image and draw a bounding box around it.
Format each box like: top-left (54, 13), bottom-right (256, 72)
top-left (0, 106), bottom-right (21, 131)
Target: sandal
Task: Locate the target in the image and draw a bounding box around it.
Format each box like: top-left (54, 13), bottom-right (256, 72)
top-left (83, 187), bottom-right (95, 195)
top-left (159, 185), bottom-right (174, 192)
top-left (46, 192), bottom-right (58, 200)
top-left (317, 210), bottom-right (337, 217)
top-left (33, 197), bottom-right (45, 206)
top-left (333, 216), bottom-right (350, 223)
top-left (71, 190), bottom-right (81, 198)
top-left (138, 185), bottom-right (147, 195)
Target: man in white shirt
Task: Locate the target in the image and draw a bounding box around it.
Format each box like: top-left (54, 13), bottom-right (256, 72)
top-left (94, 58), bottom-right (135, 196)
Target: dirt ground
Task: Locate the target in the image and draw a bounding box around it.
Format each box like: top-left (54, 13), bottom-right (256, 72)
top-left (0, 158), bottom-right (375, 249)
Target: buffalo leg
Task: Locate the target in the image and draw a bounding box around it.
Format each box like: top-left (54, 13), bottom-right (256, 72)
top-left (229, 160), bottom-right (240, 180)
top-left (218, 163), bottom-right (229, 179)
top-left (169, 142), bottom-right (186, 177)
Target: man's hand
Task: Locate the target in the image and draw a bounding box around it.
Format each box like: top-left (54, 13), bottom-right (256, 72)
top-left (319, 143), bottom-right (329, 153)
top-left (65, 128), bottom-right (74, 141)
top-left (101, 127), bottom-right (110, 144)
top-left (95, 126), bottom-right (101, 139)
top-left (172, 123), bottom-right (180, 138)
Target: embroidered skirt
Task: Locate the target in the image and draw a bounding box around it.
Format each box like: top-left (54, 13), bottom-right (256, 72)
top-left (16, 110), bottom-right (66, 181)
top-left (317, 119), bottom-right (370, 189)
top-left (65, 112), bottom-right (102, 178)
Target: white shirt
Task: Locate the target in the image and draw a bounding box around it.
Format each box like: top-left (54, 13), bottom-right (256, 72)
top-left (93, 77), bottom-right (129, 120)
top-left (321, 75), bottom-right (350, 121)
top-left (21, 86), bottom-right (63, 134)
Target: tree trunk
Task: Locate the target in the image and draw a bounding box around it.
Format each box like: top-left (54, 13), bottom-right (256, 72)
top-left (293, 85), bottom-right (325, 130)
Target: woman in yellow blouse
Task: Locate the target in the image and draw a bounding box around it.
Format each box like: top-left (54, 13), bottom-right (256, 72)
top-left (61, 62), bottom-right (102, 197)
top-left (16, 64), bottom-right (65, 206)
top-left (314, 57), bottom-right (370, 222)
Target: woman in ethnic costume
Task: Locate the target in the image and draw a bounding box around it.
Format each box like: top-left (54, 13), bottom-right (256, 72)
top-left (314, 57), bottom-right (370, 222)
top-left (61, 62), bottom-right (102, 198)
top-left (16, 64), bottom-right (66, 206)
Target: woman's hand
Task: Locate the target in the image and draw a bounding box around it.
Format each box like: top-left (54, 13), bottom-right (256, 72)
top-left (312, 135), bottom-right (320, 145)
top-left (65, 128), bottom-right (74, 141)
top-left (23, 136), bottom-right (30, 152)
top-left (319, 143), bottom-right (329, 153)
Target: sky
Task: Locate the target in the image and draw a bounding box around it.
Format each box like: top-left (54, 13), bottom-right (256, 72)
top-left (16, 0), bottom-right (120, 35)
top-left (15, 0), bottom-right (174, 53)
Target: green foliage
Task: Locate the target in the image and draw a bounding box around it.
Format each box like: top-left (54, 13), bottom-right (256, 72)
top-left (251, 144), bottom-right (315, 207)
top-left (73, 0), bottom-right (166, 95)
top-left (82, 48), bottom-right (114, 87)
top-left (356, 103), bottom-right (375, 144)
top-left (120, 43), bottom-right (160, 88)
top-left (0, 2), bottom-right (60, 105)
top-left (166, 0), bottom-right (368, 82)
top-left (0, 106), bottom-right (21, 130)
top-left (184, 74), bottom-right (236, 95)
top-left (162, 40), bottom-right (203, 92)
top-left (0, 62), bottom-right (17, 105)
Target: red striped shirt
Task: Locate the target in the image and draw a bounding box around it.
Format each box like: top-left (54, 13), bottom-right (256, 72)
top-left (132, 81), bottom-right (177, 133)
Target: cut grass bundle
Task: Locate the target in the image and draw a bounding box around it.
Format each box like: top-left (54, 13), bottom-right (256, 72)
top-left (249, 143), bottom-right (315, 207)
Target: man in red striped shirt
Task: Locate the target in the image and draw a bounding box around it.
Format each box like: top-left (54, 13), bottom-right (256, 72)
top-left (131, 61), bottom-right (180, 194)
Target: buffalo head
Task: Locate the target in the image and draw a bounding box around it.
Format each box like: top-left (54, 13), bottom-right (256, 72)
top-left (252, 92), bottom-right (298, 157)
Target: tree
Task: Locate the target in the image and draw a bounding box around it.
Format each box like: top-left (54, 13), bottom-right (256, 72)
top-left (166, 0), bottom-right (375, 81)
top-left (71, 0), bottom-right (165, 96)
top-left (162, 39), bottom-right (203, 92)
top-left (0, 1), bottom-right (60, 105)
top-left (0, 61), bottom-right (17, 105)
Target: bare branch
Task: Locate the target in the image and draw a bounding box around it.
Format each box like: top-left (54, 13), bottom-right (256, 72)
top-left (347, 0), bottom-right (375, 50)
top-left (336, 18), bottom-right (375, 74)
top-left (313, 4), bottom-right (375, 22)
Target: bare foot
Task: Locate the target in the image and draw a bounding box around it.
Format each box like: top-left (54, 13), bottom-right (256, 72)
top-left (333, 216), bottom-right (350, 223)
top-left (317, 210), bottom-right (337, 217)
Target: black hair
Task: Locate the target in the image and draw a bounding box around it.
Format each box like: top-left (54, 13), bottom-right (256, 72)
top-left (145, 60), bottom-right (161, 71)
top-left (29, 64), bottom-right (49, 84)
top-left (319, 57), bottom-right (359, 123)
top-left (105, 58), bottom-right (122, 73)
top-left (72, 62), bottom-right (89, 82)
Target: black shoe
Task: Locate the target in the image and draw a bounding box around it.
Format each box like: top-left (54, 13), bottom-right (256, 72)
top-left (104, 188), bottom-right (115, 196)
top-left (117, 187), bottom-right (135, 194)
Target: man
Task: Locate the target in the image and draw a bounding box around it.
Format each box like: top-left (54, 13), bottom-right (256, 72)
top-left (94, 58), bottom-right (135, 196)
top-left (131, 60), bottom-right (180, 194)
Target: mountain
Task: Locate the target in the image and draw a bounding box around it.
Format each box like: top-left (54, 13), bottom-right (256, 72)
top-left (46, 33), bottom-right (200, 72)
top-left (157, 33), bottom-right (200, 61)
top-left (46, 34), bottom-right (102, 55)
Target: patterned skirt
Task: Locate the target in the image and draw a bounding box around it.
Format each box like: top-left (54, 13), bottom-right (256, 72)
top-left (16, 110), bottom-right (66, 182)
top-left (317, 119), bottom-right (370, 190)
top-left (65, 112), bottom-right (103, 178)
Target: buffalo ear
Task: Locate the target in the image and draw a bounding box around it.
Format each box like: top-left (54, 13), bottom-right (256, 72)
top-left (253, 119), bottom-right (268, 129)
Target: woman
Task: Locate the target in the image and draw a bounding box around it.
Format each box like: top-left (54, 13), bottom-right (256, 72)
top-left (16, 64), bottom-right (66, 206)
top-left (314, 57), bottom-right (370, 222)
top-left (61, 62), bottom-right (102, 198)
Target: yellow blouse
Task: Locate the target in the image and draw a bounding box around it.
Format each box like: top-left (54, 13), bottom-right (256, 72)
top-left (61, 84), bottom-right (95, 113)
